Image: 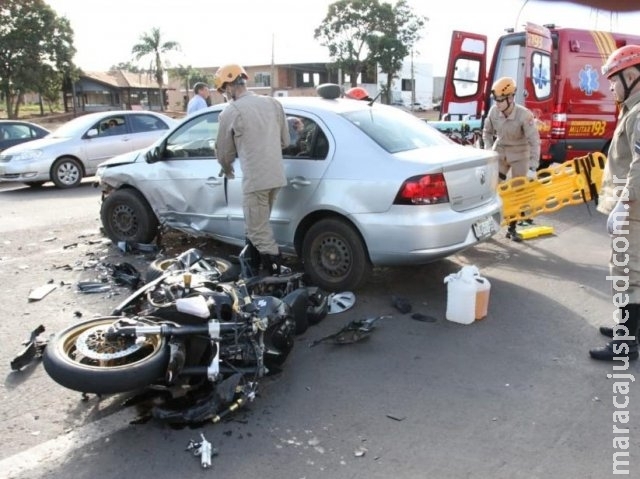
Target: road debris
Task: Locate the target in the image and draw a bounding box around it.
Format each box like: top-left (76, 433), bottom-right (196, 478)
top-left (28, 283), bottom-right (57, 302)
top-left (310, 315), bottom-right (388, 346)
top-left (10, 325), bottom-right (48, 371)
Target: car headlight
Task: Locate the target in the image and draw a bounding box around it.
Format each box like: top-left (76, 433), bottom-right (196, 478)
top-left (96, 165), bottom-right (106, 179)
top-left (12, 150), bottom-right (44, 161)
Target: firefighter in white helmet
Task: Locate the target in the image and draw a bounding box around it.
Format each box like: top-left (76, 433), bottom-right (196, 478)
top-left (482, 76), bottom-right (541, 241)
top-left (589, 44), bottom-right (640, 361)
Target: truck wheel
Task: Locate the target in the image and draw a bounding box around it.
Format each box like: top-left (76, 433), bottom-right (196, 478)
top-left (101, 189), bottom-right (159, 243)
top-left (301, 218), bottom-right (370, 292)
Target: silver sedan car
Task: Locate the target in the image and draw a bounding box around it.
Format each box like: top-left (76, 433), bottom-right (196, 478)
top-left (0, 111), bottom-right (176, 188)
top-left (97, 92), bottom-right (501, 291)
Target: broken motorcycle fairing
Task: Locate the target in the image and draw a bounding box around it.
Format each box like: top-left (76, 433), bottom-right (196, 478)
top-left (42, 254), bottom-right (310, 423)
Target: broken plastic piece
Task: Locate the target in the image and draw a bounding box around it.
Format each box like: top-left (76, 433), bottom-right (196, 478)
top-left (11, 325), bottom-right (47, 371)
top-left (310, 315), bottom-right (388, 346)
top-left (411, 312), bottom-right (437, 322)
top-left (28, 284), bottom-right (57, 302)
top-left (77, 281), bottom-right (111, 293)
top-left (391, 295), bottom-right (412, 314)
top-left (327, 291), bottom-right (356, 314)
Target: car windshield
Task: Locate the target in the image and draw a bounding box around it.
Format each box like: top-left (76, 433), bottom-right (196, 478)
top-left (342, 107), bottom-right (450, 153)
top-left (49, 116), bottom-right (99, 138)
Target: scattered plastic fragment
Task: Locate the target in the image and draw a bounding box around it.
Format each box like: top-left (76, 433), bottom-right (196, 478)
top-left (391, 295), bottom-right (412, 314)
top-left (411, 312), bottom-right (437, 322)
top-left (28, 284), bottom-right (57, 302)
top-left (10, 325), bottom-right (47, 371)
top-left (310, 316), bottom-right (388, 346)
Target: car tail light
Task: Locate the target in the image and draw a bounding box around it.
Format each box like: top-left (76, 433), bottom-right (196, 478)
top-left (394, 173), bottom-right (449, 205)
top-left (551, 104), bottom-right (567, 138)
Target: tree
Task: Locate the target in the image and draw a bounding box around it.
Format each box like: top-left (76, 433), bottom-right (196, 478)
top-left (109, 62), bottom-right (142, 73)
top-left (171, 65), bottom-right (211, 111)
top-left (368, 0), bottom-right (425, 104)
top-left (314, 0), bottom-right (382, 87)
top-left (131, 28), bottom-right (180, 111)
top-left (0, 0), bottom-right (75, 118)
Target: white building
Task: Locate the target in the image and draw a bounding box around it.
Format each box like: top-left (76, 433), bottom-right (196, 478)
top-left (361, 61), bottom-right (434, 108)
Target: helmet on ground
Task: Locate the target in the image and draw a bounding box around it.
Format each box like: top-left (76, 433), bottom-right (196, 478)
top-left (327, 291), bottom-right (356, 314)
top-left (213, 64), bottom-right (248, 92)
top-left (345, 86), bottom-right (372, 101)
top-left (491, 77), bottom-right (516, 97)
top-left (601, 45), bottom-right (640, 79)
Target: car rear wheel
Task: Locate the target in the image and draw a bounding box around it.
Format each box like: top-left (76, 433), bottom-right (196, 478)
top-left (101, 189), bottom-right (159, 244)
top-left (51, 157), bottom-right (82, 188)
top-left (301, 218), bottom-right (370, 292)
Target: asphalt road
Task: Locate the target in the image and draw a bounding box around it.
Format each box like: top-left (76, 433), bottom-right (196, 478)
top-left (0, 179), bottom-right (637, 478)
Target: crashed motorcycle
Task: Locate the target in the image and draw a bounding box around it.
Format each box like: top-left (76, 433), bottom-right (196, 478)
top-left (43, 248), bottom-right (327, 423)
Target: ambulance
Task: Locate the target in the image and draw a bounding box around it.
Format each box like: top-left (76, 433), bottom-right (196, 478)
top-left (439, 22), bottom-right (640, 167)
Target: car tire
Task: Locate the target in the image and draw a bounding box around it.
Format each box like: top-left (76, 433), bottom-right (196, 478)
top-left (301, 218), bottom-right (370, 292)
top-left (101, 189), bottom-right (159, 244)
top-left (51, 156), bottom-right (82, 188)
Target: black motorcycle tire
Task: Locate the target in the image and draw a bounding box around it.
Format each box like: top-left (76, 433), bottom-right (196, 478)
top-left (145, 256), bottom-right (240, 283)
top-left (43, 317), bottom-right (169, 395)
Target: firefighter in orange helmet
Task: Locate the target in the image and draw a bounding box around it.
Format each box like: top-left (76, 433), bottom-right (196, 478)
top-left (590, 45), bottom-right (640, 361)
top-left (214, 64), bottom-right (290, 276)
top-left (482, 76), bottom-right (541, 241)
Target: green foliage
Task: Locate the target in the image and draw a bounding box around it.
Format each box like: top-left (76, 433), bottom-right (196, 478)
top-left (0, 0), bottom-right (76, 118)
top-left (110, 62), bottom-right (142, 73)
top-left (131, 27), bottom-right (180, 110)
top-left (171, 65), bottom-right (211, 111)
top-left (315, 0), bottom-right (425, 102)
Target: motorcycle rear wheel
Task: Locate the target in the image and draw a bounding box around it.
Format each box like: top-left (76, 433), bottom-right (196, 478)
top-left (43, 317), bottom-right (169, 395)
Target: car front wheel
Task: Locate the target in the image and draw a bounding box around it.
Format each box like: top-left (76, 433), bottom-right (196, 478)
top-left (101, 189), bottom-right (159, 244)
top-left (51, 157), bottom-right (82, 188)
top-left (301, 218), bottom-right (370, 292)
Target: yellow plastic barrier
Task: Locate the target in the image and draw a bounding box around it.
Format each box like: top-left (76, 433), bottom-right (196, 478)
top-left (498, 152), bottom-right (606, 225)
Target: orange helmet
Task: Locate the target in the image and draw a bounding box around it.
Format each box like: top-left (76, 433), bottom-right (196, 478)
top-left (345, 86), bottom-right (372, 101)
top-left (601, 45), bottom-right (640, 79)
top-left (491, 77), bottom-right (516, 97)
top-left (213, 64), bottom-right (248, 92)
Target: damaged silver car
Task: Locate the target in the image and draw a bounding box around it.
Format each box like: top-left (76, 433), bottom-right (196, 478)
top-left (97, 89), bottom-right (502, 291)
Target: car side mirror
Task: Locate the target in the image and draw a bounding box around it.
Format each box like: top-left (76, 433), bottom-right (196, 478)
top-left (145, 146), bottom-right (161, 163)
top-left (86, 128), bottom-right (98, 137)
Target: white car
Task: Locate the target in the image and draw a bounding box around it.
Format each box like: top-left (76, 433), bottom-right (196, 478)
top-left (97, 87), bottom-right (501, 291)
top-left (0, 111), bottom-right (176, 188)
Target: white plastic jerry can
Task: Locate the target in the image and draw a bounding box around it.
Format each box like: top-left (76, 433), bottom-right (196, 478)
top-left (444, 266), bottom-right (478, 325)
top-left (474, 276), bottom-right (491, 320)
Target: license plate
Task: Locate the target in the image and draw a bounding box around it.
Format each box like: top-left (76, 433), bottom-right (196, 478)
top-left (472, 217), bottom-right (495, 240)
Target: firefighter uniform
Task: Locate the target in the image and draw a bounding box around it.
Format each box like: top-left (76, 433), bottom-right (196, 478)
top-left (597, 89), bottom-right (640, 305)
top-left (482, 103), bottom-right (541, 177)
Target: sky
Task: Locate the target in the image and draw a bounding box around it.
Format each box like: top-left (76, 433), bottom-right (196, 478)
top-left (44, 0), bottom-right (640, 77)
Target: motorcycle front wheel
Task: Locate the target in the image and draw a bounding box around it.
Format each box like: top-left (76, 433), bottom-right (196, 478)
top-left (43, 317), bottom-right (169, 395)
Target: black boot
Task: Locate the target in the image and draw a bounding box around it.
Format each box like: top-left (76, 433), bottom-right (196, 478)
top-left (590, 304), bottom-right (639, 361)
top-left (245, 239), bottom-right (261, 275)
top-left (261, 253), bottom-right (283, 276)
top-left (506, 221), bottom-right (522, 242)
top-left (598, 305), bottom-right (639, 338)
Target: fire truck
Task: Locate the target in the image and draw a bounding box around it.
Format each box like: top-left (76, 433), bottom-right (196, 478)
top-left (439, 22), bottom-right (640, 167)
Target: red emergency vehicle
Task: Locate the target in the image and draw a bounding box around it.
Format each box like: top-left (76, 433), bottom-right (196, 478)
top-left (440, 22), bottom-right (640, 167)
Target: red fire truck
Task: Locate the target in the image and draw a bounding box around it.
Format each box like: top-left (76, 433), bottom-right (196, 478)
top-left (440, 22), bottom-right (640, 167)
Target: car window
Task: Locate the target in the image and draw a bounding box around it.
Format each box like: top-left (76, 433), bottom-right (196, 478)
top-left (164, 111), bottom-right (219, 159)
top-left (129, 114), bottom-right (171, 133)
top-left (96, 116), bottom-right (126, 137)
top-left (343, 107), bottom-right (450, 153)
top-left (282, 116), bottom-right (328, 160)
top-left (1, 124), bottom-right (34, 140)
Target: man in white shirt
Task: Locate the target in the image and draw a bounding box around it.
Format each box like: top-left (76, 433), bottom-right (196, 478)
top-left (186, 82), bottom-right (210, 115)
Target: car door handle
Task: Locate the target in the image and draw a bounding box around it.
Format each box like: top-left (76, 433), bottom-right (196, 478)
top-left (205, 177), bottom-right (223, 186)
top-left (289, 176), bottom-right (311, 187)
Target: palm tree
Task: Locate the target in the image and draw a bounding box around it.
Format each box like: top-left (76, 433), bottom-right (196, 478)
top-left (131, 27), bottom-right (180, 111)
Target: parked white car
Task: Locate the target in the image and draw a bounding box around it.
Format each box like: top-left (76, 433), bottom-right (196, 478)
top-left (0, 111), bottom-right (176, 188)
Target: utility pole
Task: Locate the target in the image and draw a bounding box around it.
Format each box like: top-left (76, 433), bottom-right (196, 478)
top-left (270, 33), bottom-right (275, 96)
top-left (411, 48), bottom-right (416, 109)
